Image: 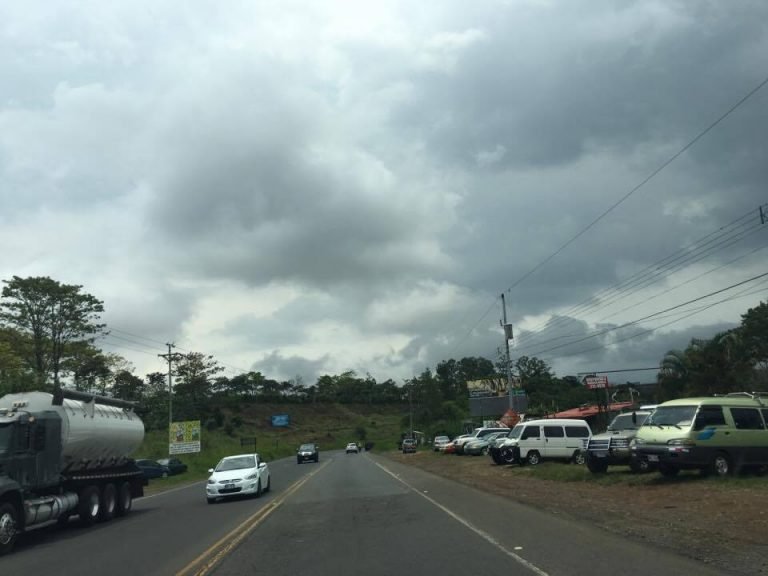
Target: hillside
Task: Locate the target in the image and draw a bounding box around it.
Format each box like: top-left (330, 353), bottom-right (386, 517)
top-left (138, 402), bottom-right (409, 480)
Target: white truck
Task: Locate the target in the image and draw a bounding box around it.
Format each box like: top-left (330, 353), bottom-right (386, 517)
top-left (0, 389), bottom-right (146, 555)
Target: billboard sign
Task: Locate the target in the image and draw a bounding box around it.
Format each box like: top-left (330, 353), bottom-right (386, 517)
top-left (584, 376), bottom-right (610, 390)
top-left (467, 377), bottom-right (508, 398)
top-left (271, 414), bottom-right (290, 427)
top-left (169, 420), bottom-right (201, 454)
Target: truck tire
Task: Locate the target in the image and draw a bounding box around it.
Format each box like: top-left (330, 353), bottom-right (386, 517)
top-left (116, 482), bottom-right (132, 516)
top-left (78, 485), bottom-right (101, 525)
top-left (500, 447), bottom-right (517, 465)
top-left (526, 451), bottom-right (541, 466)
top-left (0, 502), bottom-right (19, 556)
top-left (99, 484), bottom-right (117, 522)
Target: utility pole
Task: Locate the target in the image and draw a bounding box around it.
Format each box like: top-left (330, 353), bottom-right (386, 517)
top-left (159, 343), bottom-right (184, 455)
top-left (501, 293), bottom-right (514, 409)
top-left (409, 384), bottom-right (414, 439)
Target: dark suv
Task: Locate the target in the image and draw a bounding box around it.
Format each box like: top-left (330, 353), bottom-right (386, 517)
top-left (297, 443), bottom-right (319, 464)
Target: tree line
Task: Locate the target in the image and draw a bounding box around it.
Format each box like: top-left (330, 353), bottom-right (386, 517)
top-left (1, 275), bottom-right (767, 434)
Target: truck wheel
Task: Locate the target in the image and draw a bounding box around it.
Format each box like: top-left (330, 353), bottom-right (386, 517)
top-left (99, 484), bottom-right (117, 522)
top-left (78, 486), bottom-right (101, 525)
top-left (0, 502), bottom-right (19, 556)
top-left (572, 451), bottom-right (586, 466)
top-left (500, 447), bottom-right (517, 465)
top-left (586, 455), bottom-right (608, 474)
top-left (526, 451), bottom-right (541, 466)
top-left (116, 482), bottom-right (132, 516)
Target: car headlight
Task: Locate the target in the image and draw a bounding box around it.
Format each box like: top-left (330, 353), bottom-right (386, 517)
top-left (633, 437), bottom-right (646, 446)
top-left (207, 479), bottom-right (215, 485)
top-left (246, 473), bottom-right (259, 480)
top-left (667, 438), bottom-right (695, 446)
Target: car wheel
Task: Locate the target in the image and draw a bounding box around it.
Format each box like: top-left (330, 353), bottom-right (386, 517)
top-left (207, 498), bottom-right (216, 505)
top-left (255, 479), bottom-right (262, 498)
top-left (711, 452), bottom-right (732, 477)
top-left (297, 459), bottom-right (301, 465)
top-left (586, 454), bottom-right (608, 474)
top-left (658, 464), bottom-right (679, 477)
top-left (629, 457), bottom-right (650, 474)
top-left (266, 475), bottom-right (271, 492)
top-left (572, 450), bottom-right (586, 466)
top-left (481, 446), bottom-right (489, 456)
top-left (0, 502), bottom-right (20, 556)
top-left (526, 451), bottom-right (541, 466)
top-left (500, 447), bottom-right (517, 465)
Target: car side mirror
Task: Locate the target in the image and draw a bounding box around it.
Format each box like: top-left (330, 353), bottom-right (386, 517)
top-left (259, 462), bottom-right (267, 469)
top-left (208, 468), bottom-right (214, 473)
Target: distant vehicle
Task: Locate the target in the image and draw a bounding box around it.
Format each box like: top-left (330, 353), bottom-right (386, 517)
top-left (632, 393), bottom-right (768, 477)
top-left (157, 457), bottom-right (188, 475)
top-left (493, 419), bottom-right (591, 466)
top-left (297, 443), bottom-right (319, 464)
top-left (584, 411), bottom-right (652, 473)
top-left (135, 459), bottom-right (171, 479)
top-left (0, 390), bottom-right (146, 556)
top-left (206, 453), bottom-right (270, 503)
top-left (346, 442), bottom-right (359, 454)
top-left (402, 438), bottom-right (417, 453)
top-left (454, 427), bottom-right (510, 455)
top-left (433, 436), bottom-right (450, 451)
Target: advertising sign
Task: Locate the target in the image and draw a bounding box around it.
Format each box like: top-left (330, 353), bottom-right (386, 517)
top-left (271, 414), bottom-right (290, 427)
top-left (169, 420), bottom-right (201, 455)
top-left (584, 376), bottom-right (610, 390)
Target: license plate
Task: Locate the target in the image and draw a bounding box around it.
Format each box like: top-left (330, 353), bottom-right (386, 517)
top-left (647, 455), bottom-right (659, 462)
top-left (224, 483), bottom-right (235, 489)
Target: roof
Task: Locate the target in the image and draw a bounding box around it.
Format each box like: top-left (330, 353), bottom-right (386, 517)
top-left (661, 396), bottom-right (767, 407)
top-left (549, 401), bottom-right (636, 420)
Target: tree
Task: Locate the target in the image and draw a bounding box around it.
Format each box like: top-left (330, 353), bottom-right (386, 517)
top-left (172, 352), bottom-right (223, 420)
top-left (0, 276), bottom-right (106, 390)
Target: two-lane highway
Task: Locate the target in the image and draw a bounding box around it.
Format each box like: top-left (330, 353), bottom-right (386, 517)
top-left (1, 451), bottom-right (737, 576)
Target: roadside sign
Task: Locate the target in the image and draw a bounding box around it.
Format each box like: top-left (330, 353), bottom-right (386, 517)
top-left (584, 376), bottom-right (609, 390)
top-left (169, 420), bottom-right (201, 454)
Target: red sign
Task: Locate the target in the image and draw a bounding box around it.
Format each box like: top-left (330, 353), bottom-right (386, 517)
top-left (584, 376), bottom-right (609, 389)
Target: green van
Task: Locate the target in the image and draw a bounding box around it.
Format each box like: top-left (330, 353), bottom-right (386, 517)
top-left (632, 392), bottom-right (768, 477)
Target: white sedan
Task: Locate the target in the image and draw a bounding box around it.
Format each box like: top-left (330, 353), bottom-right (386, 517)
top-left (206, 453), bottom-right (270, 503)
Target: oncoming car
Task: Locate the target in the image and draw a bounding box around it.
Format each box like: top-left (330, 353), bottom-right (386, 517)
top-left (297, 443), bottom-right (319, 464)
top-left (206, 453), bottom-right (270, 503)
top-left (346, 443), bottom-right (359, 454)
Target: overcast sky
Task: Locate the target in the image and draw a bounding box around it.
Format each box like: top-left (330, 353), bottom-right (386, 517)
top-left (1, 1), bottom-right (767, 386)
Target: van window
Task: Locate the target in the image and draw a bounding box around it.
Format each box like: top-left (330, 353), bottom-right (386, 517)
top-left (565, 426), bottom-right (589, 438)
top-left (544, 426), bottom-right (564, 438)
top-left (693, 405), bottom-right (726, 430)
top-left (730, 408), bottom-right (765, 430)
top-left (521, 425), bottom-right (540, 440)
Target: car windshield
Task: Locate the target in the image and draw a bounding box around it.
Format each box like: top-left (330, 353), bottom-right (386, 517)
top-left (643, 406), bottom-right (697, 428)
top-left (608, 413), bottom-right (647, 431)
top-left (299, 444), bottom-right (315, 451)
top-left (507, 425), bottom-right (523, 439)
top-left (0, 423), bottom-right (12, 456)
top-left (216, 456), bottom-right (256, 472)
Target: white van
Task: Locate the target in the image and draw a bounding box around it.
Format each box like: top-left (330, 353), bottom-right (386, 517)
top-left (495, 418), bottom-right (592, 465)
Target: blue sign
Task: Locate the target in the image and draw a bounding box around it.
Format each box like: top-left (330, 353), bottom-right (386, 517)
top-left (271, 414), bottom-right (290, 427)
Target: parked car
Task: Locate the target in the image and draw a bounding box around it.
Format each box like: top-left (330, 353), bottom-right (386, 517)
top-left (402, 438), bottom-right (417, 453)
top-left (584, 411), bottom-right (652, 473)
top-left (135, 459), bottom-right (170, 479)
top-left (632, 392), bottom-right (768, 477)
top-left (442, 442), bottom-right (457, 454)
top-left (206, 453), bottom-right (270, 503)
top-left (433, 435), bottom-right (451, 451)
top-left (493, 419), bottom-right (592, 465)
top-left (297, 443), bottom-right (320, 464)
top-left (464, 431), bottom-right (509, 456)
top-left (454, 427), bottom-right (510, 455)
top-left (346, 442), bottom-right (359, 454)
top-left (157, 457), bottom-right (188, 475)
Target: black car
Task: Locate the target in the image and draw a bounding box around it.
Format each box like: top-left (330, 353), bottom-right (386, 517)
top-left (135, 459), bottom-right (170, 479)
top-left (157, 457), bottom-right (188, 475)
top-left (297, 443), bottom-right (319, 464)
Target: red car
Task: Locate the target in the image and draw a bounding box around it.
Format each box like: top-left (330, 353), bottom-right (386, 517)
top-left (442, 442), bottom-right (457, 454)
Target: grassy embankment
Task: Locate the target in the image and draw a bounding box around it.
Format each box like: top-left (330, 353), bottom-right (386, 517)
top-left (138, 402), bottom-right (407, 492)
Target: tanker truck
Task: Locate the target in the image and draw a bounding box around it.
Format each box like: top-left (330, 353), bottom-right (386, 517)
top-left (0, 389), bottom-right (146, 555)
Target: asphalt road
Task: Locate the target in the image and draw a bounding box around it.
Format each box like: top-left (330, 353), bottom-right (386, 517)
top-left (1, 451), bottom-right (737, 576)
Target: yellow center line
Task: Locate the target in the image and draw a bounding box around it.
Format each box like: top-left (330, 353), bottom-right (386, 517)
top-left (176, 459), bottom-right (332, 576)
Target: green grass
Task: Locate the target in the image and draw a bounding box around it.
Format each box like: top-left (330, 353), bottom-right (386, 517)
top-left (136, 402), bottom-right (406, 490)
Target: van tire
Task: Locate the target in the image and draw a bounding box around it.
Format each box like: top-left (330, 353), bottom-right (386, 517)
top-left (572, 450), bottom-right (586, 466)
top-left (711, 452), bottom-right (731, 477)
top-left (526, 451), bottom-right (541, 466)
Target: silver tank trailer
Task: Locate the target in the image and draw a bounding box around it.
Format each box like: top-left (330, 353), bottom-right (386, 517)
top-left (0, 391), bottom-right (144, 471)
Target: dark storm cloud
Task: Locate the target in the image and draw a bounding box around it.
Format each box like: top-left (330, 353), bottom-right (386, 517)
top-left (252, 350), bottom-right (330, 384)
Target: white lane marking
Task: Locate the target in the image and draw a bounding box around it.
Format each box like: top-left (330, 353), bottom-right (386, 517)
top-left (372, 459), bottom-right (550, 576)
